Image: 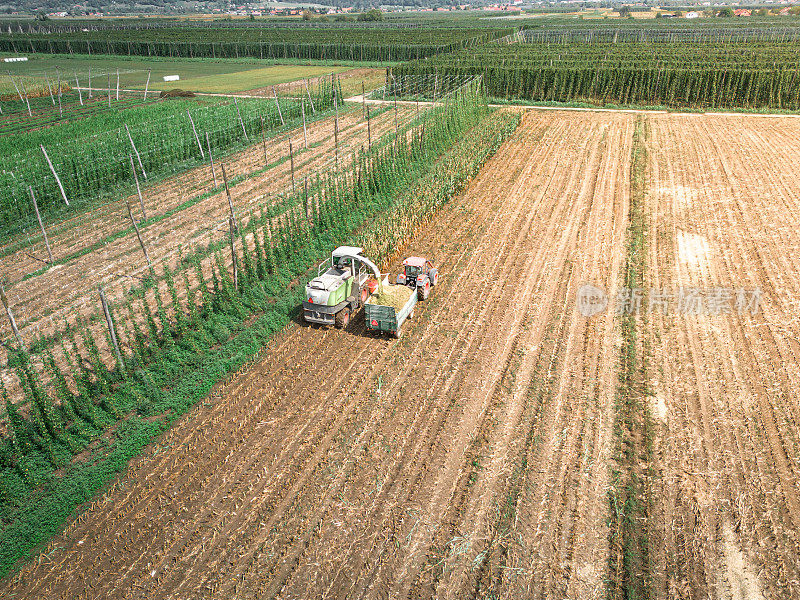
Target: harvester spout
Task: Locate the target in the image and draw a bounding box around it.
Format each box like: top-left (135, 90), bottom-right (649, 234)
top-left (342, 254), bottom-right (384, 293)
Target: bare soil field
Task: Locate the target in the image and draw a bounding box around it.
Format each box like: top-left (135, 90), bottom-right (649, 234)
top-left (645, 114), bottom-right (800, 599)
top-left (3, 109), bottom-right (799, 600)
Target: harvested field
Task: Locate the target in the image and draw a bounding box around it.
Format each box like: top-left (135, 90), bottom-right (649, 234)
top-left (3, 109), bottom-right (800, 600)
top-left (644, 113), bottom-right (800, 599)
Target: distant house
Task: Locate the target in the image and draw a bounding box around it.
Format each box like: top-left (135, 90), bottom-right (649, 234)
top-left (733, 8), bottom-right (751, 16)
top-left (685, 11), bottom-right (700, 18)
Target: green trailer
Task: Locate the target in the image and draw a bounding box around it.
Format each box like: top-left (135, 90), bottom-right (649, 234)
top-left (365, 284), bottom-right (417, 339)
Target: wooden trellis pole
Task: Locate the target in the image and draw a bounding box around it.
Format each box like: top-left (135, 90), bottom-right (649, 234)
top-left (125, 124), bottom-right (147, 179)
top-left (99, 287), bottom-right (125, 375)
top-left (116, 68), bottom-right (120, 100)
top-left (261, 116), bottom-right (268, 165)
top-left (75, 72), bottom-right (83, 106)
top-left (334, 96), bottom-right (339, 170)
top-left (187, 110), bottom-right (205, 158)
top-left (19, 79), bottom-right (32, 117)
top-left (40, 144), bottom-right (69, 206)
top-left (56, 70), bottom-right (63, 117)
top-left (272, 86), bottom-right (284, 125)
top-left (107, 72), bottom-right (111, 107)
top-left (87, 66), bottom-right (91, 98)
top-left (126, 198), bottom-right (151, 265)
top-left (301, 101), bottom-right (308, 149)
top-left (29, 186), bottom-right (53, 264)
top-left (305, 78), bottom-right (315, 113)
top-left (233, 97), bottom-right (248, 141)
top-left (206, 132), bottom-right (217, 187)
top-left (229, 216), bottom-right (238, 289)
top-left (289, 140), bottom-right (296, 194)
top-left (129, 153), bottom-right (146, 220)
top-left (362, 81), bottom-right (367, 119)
top-left (0, 281), bottom-right (23, 350)
top-left (304, 176), bottom-right (309, 221)
top-left (221, 164), bottom-right (238, 232)
top-left (393, 77), bottom-right (398, 135)
top-left (143, 69), bottom-right (150, 100)
top-left (7, 71), bottom-right (23, 101)
top-left (366, 94), bottom-right (372, 149)
top-left (44, 72), bottom-right (55, 105)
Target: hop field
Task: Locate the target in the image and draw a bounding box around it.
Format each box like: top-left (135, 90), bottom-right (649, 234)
top-left (0, 25), bottom-right (513, 63)
top-left (394, 37), bottom-right (800, 109)
top-left (0, 76), bottom-right (340, 235)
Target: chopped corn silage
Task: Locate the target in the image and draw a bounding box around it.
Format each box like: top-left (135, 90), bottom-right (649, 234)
top-left (366, 284), bottom-right (413, 311)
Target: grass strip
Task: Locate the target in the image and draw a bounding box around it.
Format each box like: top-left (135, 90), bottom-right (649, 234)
top-left (608, 115), bottom-right (654, 600)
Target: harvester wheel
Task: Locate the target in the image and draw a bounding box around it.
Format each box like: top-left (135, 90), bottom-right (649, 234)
top-left (429, 268), bottom-right (438, 286)
top-left (335, 308), bottom-right (350, 329)
top-left (418, 283), bottom-right (430, 301)
top-left (361, 287), bottom-right (369, 303)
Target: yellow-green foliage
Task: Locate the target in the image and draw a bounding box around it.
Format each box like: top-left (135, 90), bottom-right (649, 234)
top-left (367, 284), bottom-right (413, 310)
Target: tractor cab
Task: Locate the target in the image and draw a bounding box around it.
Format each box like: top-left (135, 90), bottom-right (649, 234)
top-left (396, 256), bottom-right (438, 300)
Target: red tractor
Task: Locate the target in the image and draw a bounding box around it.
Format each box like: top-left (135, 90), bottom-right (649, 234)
top-left (396, 256), bottom-right (438, 300)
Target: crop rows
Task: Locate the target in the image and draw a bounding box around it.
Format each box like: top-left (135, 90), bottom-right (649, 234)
top-left (394, 39), bottom-right (800, 109)
top-left (0, 77), bottom-right (340, 235)
top-left (0, 92), bottom-right (157, 135)
top-left (0, 26), bottom-right (513, 62)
